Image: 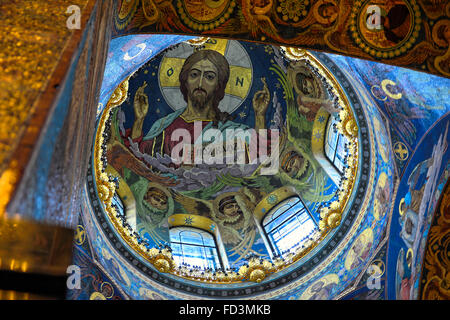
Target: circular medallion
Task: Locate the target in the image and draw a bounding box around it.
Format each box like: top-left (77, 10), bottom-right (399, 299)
top-left (368, 259), bottom-right (385, 278)
top-left (393, 141), bottom-right (409, 161)
top-left (267, 194), bottom-right (278, 205)
top-left (75, 225), bottom-right (86, 246)
top-left (350, 0), bottom-right (421, 58)
top-left (177, 0), bottom-right (236, 31)
top-left (276, 0), bottom-right (311, 23)
top-left (88, 48), bottom-right (375, 299)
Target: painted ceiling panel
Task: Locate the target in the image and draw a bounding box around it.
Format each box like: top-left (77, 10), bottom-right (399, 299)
top-left (111, 0), bottom-right (450, 79)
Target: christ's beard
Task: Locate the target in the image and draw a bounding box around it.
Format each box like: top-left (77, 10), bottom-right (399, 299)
top-left (192, 94), bottom-right (207, 109)
top-left (190, 89), bottom-right (212, 110)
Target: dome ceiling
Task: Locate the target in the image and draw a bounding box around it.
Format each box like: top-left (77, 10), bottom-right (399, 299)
top-left (83, 36), bottom-right (396, 299)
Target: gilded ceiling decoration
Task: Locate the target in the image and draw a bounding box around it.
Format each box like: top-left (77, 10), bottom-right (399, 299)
top-left (112, 0), bottom-right (450, 79)
top-left (0, 0), bottom-right (92, 216)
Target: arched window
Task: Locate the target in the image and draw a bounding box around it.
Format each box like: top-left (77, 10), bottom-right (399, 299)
top-left (169, 227), bottom-right (222, 270)
top-left (262, 196), bottom-right (318, 257)
top-left (311, 108), bottom-right (349, 185)
top-left (324, 114), bottom-right (347, 174)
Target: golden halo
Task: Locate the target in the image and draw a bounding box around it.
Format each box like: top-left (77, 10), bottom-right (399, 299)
top-left (89, 292), bottom-right (107, 300)
top-left (350, 0), bottom-right (420, 58)
top-left (100, 282), bottom-right (114, 299)
top-left (406, 248), bottom-right (414, 267)
top-left (287, 61), bottom-right (324, 99)
top-left (369, 259), bottom-right (386, 278)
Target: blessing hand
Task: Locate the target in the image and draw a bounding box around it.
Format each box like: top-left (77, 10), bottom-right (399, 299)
top-left (252, 77), bottom-right (270, 117)
top-left (133, 81), bottom-right (149, 120)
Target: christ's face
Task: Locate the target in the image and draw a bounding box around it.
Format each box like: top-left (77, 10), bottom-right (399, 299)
top-left (186, 59), bottom-right (219, 109)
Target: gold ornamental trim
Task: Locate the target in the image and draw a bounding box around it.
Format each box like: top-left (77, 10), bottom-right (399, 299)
top-left (176, 0), bottom-right (236, 31)
top-left (253, 186), bottom-right (298, 222)
top-left (168, 214), bottom-right (219, 238)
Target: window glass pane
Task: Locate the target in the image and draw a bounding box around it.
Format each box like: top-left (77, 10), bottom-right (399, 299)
top-left (325, 143), bottom-right (334, 160)
top-left (334, 158), bottom-right (345, 173)
top-left (169, 227), bottom-right (221, 270)
top-left (179, 230), bottom-right (206, 246)
top-left (325, 115), bottom-right (348, 174)
top-left (336, 133), bottom-right (346, 154)
top-left (264, 203), bottom-right (306, 234)
top-left (263, 197), bottom-right (318, 257)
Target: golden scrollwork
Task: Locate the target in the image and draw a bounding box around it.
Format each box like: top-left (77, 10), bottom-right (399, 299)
top-left (109, 76), bottom-right (131, 107)
top-left (432, 19), bottom-right (450, 77)
top-left (238, 256), bottom-right (275, 282)
top-left (280, 46), bottom-right (308, 60)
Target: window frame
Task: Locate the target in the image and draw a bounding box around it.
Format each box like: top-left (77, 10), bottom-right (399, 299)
top-left (261, 196), bottom-right (319, 257)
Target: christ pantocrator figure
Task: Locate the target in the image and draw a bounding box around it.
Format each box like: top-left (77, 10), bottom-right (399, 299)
top-left (122, 49), bottom-right (273, 166)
